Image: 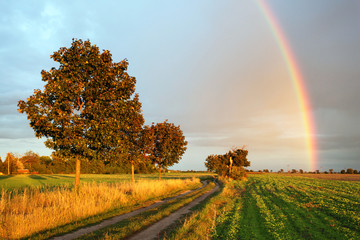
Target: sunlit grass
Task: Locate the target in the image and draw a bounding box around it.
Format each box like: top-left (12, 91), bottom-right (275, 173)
top-left (0, 178), bottom-right (201, 239)
top-left (0, 173), bottom-right (214, 191)
top-left (79, 182), bottom-right (216, 240)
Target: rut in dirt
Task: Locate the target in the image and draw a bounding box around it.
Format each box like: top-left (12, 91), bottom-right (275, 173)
top-left (128, 181), bottom-right (219, 240)
top-left (52, 181), bottom-right (209, 240)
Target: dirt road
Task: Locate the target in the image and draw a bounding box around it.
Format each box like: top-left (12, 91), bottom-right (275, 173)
top-left (128, 181), bottom-right (219, 240)
top-left (53, 181), bottom-right (210, 240)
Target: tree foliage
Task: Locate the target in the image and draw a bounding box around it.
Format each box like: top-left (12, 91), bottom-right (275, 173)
top-left (145, 120), bottom-right (187, 180)
top-left (4, 153), bottom-right (19, 174)
top-left (18, 39), bottom-right (144, 185)
top-left (205, 147), bottom-right (250, 179)
top-left (19, 151), bottom-right (40, 172)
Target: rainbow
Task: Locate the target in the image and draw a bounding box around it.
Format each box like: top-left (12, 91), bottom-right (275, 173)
top-left (256, 0), bottom-right (317, 171)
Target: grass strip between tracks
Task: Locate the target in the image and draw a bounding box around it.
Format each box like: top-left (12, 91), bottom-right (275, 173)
top-left (160, 180), bottom-right (246, 240)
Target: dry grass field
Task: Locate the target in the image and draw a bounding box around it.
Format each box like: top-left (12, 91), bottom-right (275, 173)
top-left (0, 178), bottom-right (201, 239)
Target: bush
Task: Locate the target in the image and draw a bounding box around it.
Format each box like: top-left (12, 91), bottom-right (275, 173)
top-left (229, 166), bottom-right (246, 180)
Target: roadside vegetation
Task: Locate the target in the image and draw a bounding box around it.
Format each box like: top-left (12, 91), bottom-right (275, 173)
top-left (0, 177), bottom-right (201, 239)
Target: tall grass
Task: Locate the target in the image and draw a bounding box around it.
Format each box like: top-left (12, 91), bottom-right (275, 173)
top-left (0, 178), bottom-right (200, 239)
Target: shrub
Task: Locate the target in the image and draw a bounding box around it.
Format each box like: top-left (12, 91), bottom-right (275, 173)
top-left (230, 166), bottom-right (246, 180)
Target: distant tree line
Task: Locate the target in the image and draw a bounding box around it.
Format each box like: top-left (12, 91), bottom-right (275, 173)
top-left (246, 168), bottom-right (360, 174)
top-left (340, 168), bottom-right (359, 174)
top-left (0, 151), bottom-right (158, 175)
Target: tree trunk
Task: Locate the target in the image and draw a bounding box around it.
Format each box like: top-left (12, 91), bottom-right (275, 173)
top-left (131, 161), bottom-right (135, 184)
top-left (158, 167), bottom-right (161, 181)
top-left (7, 158), bottom-right (10, 175)
top-left (229, 157), bottom-right (233, 175)
top-left (75, 157), bottom-right (81, 189)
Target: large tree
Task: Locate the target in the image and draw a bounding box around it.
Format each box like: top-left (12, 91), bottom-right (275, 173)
top-left (18, 39), bottom-right (144, 187)
top-left (146, 121), bottom-right (187, 180)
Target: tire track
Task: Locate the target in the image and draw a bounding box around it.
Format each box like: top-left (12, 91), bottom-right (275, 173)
top-left (128, 181), bottom-right (219, 240)
top-left (52, 181), bottom-right (208, 240)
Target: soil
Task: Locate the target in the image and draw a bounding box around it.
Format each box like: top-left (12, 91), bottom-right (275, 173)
top-left (285, 173), bottom-right (360, 181)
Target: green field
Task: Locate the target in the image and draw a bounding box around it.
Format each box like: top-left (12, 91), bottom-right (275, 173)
top-left (0, 172), bottom-right (214, 190)
top-left (165, 174), bottom-right (360, 240)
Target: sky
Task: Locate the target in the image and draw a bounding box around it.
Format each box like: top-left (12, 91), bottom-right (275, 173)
top-left (1, 0), bottom-right (360, 172)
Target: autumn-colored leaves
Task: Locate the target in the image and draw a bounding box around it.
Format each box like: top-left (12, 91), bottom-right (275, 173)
top-left (144, 121), bottom-right (188, 180)
top-left (205, 147), bottom-right (249, 179)
top-left (18, 39), bottom-right (187, 186)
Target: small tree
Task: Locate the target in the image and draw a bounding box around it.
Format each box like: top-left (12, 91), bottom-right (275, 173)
top-left (346, 168), bottom-right (354, 174)
top-left (20, 151), bottom-right (40, 172)
top-left (329, 169), bottom-right (334, 174)
top-left (146, 121), bottom-right (187, 180)
top-left (340, 169), bottom-right (346, 174)
top-left (205, 154), bottom-right (227, 177)
top-left (205, 154), bottom-right (221, 173)
top-left (4, 153), bottom-right (18, 174)
top-left (0, 158), bottom-right (5, 173)
top-left (204, 147), bottom-right (250, 180)
top-left (18, 39), bottom-right (144, 188)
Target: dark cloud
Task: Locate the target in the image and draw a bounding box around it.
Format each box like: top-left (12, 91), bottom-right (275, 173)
top-left (318, 134), bottom-right (360, 151)
top-left (0, 1), bottom-right (359, 171)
